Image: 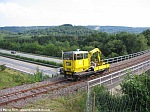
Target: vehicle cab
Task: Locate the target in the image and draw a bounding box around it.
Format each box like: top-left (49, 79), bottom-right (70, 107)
top-left (62, 49), bottom-right (90, 76)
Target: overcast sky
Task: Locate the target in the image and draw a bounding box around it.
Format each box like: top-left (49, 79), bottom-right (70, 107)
top-left (0, 0), bottom-right (150, 27)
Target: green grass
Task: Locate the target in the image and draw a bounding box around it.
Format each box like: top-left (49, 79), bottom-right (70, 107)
top-left (0, 68), bottom-right (49, 90)
top-left (23, 92), bottom-right (87, 112)
top-left (0, 69), bottom-right (29, 89)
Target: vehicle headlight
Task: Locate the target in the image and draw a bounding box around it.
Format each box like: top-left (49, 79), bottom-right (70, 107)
top-left (66, 62), bottom-right (71, 66)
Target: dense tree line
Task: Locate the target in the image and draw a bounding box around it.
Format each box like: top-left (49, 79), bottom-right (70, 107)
top-left (0, 28), bottom-right (150, 58)
top-left (0, 26), bottom-right (51, 33)
top-left (1, 25), bottom-right (149, 34)
top-left (24, 25), bottom-right (98, 36)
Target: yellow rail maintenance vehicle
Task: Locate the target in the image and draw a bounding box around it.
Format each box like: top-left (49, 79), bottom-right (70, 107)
top-left (60, 48), bottom-right (110, 80)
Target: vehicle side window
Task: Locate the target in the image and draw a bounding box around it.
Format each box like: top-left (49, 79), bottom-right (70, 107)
top-left (64, 53), bottom-right (73, 60)
top-left (77, 53), bottom-right (83, 60)
top-left (84, 53), bottom-right (88, 59)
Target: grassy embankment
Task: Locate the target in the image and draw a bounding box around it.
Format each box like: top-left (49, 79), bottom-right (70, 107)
top-left (22, 92), bottom-right (86, 112)
top-left (0, 65), bottom-right (49, 90)
top-left (0, 65), bottom-right (87, 112)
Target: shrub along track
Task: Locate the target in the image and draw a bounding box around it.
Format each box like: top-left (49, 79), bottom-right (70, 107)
top-left (0, 52), bottom-right (149, 108)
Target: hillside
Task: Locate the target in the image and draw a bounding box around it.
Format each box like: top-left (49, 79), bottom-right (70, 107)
top-left (1, 25), bottom-right (150, 35)
top-left (24, 25), bottom-right (98, 36)
top-left (0, 25), bottom-right (98, 36)
top-left (0, 26), bottom-right (51, 33)
top-left (86, 25), bottom-right (150, 34)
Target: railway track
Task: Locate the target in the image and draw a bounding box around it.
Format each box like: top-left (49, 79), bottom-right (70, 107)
top-left (88, 52), bottom-right (150, 79)
top-left (0, 79), bottom-right (88, 107)
top-left (0, 80), bottom-right (66, 106)
top-left (0, 52), bottom-right (149, 107)
top-left (109, 52), bottom-right (150, 73)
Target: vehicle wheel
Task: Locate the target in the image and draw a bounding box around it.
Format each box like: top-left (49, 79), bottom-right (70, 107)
top-left (90, 67), bottom-right (94, 71)
top-left (73, 76), bottom-right (78, 81)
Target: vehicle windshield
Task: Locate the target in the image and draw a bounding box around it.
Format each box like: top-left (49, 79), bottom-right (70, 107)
top-left (63, 52), bottom-right (88, 60)
top-left (63, 52), bottom-right (73, 60)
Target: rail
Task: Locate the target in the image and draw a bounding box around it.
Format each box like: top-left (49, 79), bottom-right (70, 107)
top-left (103, 49), bottom-right (150, 64)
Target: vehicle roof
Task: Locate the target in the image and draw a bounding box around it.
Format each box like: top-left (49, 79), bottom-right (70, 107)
top-left (64, 51), bottom-right (88, 54)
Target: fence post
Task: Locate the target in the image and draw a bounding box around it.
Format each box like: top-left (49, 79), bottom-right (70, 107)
top-left (111, 74), bottom-right (112, 84)
top-left (92, 92), bottom-right (95, 112)
top-left (86, 82), bottom-right (90, 112)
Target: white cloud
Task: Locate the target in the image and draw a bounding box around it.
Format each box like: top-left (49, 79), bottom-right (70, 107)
top-left (0, 0), bottom-right (150, 27)
top-left (0, 2), bottom-right (36, 26)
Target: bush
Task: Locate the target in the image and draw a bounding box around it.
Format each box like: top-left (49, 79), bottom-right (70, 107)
top-left (91, 72), bottom-right (150, 112)
top-left (0, 64), bottom-right (6, 71)
top-left (33, 67), bottom-right (43, 82)
top-left (91, 86), bottom-right (119, 112)
top-left (121, 73), bottom-right (150, 112)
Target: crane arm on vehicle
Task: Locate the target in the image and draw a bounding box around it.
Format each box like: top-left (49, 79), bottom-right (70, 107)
top-left (88, 48), bottom-right (101, 62)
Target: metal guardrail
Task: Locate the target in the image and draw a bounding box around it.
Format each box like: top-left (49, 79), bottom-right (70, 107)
top-left (86, 60), bottom-right (150, 112)
top-left (88, 60), bottom-right (150, 89)
top-left (103, 49), bottom-right (150, 64)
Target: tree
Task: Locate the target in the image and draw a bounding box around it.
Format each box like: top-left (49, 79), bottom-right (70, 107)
top-left (135, 34), bottom-right (148, 51)
top-left (89, 41), bottom-right (101, 48)
top-left (121, 73), bottom-right (150, 111)
top-left (82, 46), bottom-right (94, 51)
top-left (142, 29), bottom-right (150, 46)
top-left (116, 32), bottom-right (137, 53)
top-left (10, 42), bottom-right (21, 51)
top-left (21, 41), bottom-right (42, 54)
top-left (103, 39), bottom-right (127, 57)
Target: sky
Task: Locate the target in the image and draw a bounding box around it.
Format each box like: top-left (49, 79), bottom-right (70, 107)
top-left (0, 0), bottom-right (150, 27)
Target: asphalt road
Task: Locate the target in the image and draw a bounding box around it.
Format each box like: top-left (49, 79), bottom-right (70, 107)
top-left (0, 49), bottom-right (62, 63)
top-left (0, 56), bottom-right (60, 77)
